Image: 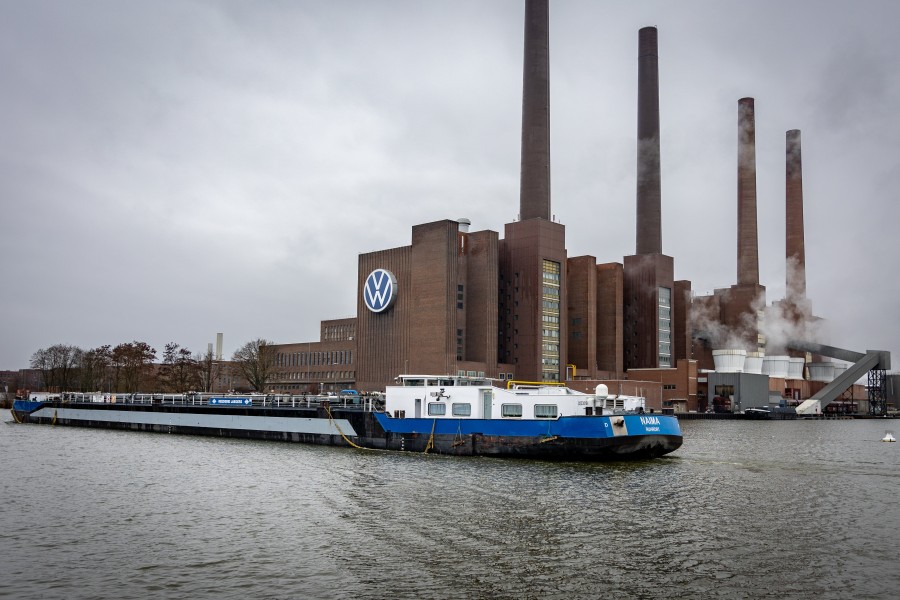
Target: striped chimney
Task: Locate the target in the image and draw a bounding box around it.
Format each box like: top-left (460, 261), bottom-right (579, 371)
top-left (636, 26), bottom-right (662, 255)
top-left (786, 129), bottom-right (806, 299)
top-left (519, 0), bottom-right (551, 221)
top-left (737, 97), bottom-right (759, 286)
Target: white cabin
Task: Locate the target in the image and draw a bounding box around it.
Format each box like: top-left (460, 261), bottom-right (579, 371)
top-left (384, 375), bottom-right (645, 420)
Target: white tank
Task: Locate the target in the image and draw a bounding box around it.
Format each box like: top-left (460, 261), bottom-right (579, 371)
top-left (807, 362), bottom-right (835, 382)
top-left (744, 351), bottom-right (765, 374)
top-left (787, 357), bottom-right (805, 380)
top-left (832, 363), bottom-right (848, 379)
top-left (712, 349), bottom-right (747, 373)
top-left (762, 355), bottom-right (790, 379)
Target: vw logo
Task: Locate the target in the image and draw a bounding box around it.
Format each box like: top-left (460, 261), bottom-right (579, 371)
top-left (363, 269), bottom-right (397, 313)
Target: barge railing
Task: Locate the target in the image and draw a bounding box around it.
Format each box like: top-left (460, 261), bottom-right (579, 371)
top-left (51, 391), bottom-right (382, 412)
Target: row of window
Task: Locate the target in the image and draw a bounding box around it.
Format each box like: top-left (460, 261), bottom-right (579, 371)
top-left (276, 350), bottom-right (353, 367)
top-left (658, 286), bottom-right (672, 368)
top-left (276, 371), bottom-right (355, 381)
top-left (322, 324), bottom-right (355, 341)
top-left (427, 402), bottom-right (559, 419)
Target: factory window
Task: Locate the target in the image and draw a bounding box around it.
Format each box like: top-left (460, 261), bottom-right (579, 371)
top-left (541, 260), bottom-right (562, 381)
top-left (427, 403), bottom-right (447, 416)
top-left (658, 286), bottom-right (672, 367)
top-left (452, 403), bottom-right (471, 417)
top-left (534, 404), bottom-right (558, 419)
top-left (501, 404), bottom-right (523, 418)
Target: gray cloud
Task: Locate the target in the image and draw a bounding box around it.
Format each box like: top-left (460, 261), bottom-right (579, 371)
top-left (2, 0), bottom-right (898, 369)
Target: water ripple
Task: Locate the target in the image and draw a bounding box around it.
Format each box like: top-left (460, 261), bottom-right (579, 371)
top-left (1, 416), bottom-right (897, 598)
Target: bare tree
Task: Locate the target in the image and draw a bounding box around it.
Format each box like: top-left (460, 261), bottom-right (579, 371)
top-left (232, 339), bottom-right (276, 392)
top-left (30, 344), bottom-right (80, 391)
top-left (111, 341), bottom-right (157, 392)
top-left (77, 345), bottom-right (112, 392)
top-left (158, 342), bottom-right (200, 392)
top-left (195, 347), bottom-right (221, 393)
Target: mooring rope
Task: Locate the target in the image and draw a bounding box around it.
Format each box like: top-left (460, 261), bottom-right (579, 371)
top-left (323, 404), bottom-right (369, 450)
top-left (424, 419), bottom-right (437, 454)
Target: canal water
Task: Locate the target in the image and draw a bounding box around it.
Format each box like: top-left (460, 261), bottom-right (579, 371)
top-left (1, 415), bottom-right (897, 599)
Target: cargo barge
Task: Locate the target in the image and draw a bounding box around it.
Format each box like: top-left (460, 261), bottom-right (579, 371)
top-left (11, 375), bottom-right (682, 460)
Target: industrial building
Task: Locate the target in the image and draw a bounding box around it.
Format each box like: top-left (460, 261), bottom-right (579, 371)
top-left (262, 0), bottom-right (890, 415)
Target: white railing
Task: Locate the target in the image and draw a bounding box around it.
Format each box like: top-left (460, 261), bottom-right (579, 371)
top-left (56, 391), bottom-right (381, 411)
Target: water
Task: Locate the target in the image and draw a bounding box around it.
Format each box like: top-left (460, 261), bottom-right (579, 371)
top-left (1, 415), bottom-right (898, 599)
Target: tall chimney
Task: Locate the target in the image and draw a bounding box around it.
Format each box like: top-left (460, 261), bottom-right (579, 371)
top-left (786, 129), bottom-right (806, 298)
top-left (636, 26), bottom-right (662, 255)
top-left (737, 97), bottom-right (759, 286)
top-left (519, 0), bottom-right (551, 221)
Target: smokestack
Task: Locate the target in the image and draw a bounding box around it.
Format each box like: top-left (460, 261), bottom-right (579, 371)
top-left (519, 0), bottom-right (551, 221)
top-left (216, 332), bottom-right (223, 361)
top-left (737, 97), bottom-right (759, 286)
top-left (636, 26), bottom-right (662, 255)
top-left (786, 129), bottom-right (806, 298)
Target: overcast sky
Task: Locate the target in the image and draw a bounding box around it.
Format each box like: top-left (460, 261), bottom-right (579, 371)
top-left (2, 0), bottom-right (898, 371)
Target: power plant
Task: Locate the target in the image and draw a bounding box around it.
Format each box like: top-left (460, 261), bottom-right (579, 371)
top-left (254, 1), bottom-right (890, 416)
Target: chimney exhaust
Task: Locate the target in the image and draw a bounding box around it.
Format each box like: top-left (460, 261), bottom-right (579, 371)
top-left (518, 0), bottom-right (551, 221)
top-left (636, 26), bottom-right (662, 255)
top-left (737, 97), bottom-right (759, 286)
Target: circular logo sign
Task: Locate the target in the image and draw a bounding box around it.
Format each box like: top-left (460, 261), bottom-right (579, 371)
top-left (363, 268), bottom-right (397, 313)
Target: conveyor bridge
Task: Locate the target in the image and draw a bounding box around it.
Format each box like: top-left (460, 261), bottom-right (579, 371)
top-left (786, 341), bottom-right (891, 416)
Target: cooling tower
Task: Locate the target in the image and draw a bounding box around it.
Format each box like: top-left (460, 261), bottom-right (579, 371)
top-left (745, 351), bottom-right (765, 374)
top-left (807, 362), bottom-right (835, 383)
top-left (787, 357), bottom-right (806, 380)
top-left (713, 349), bottom-right (747, 373)
top-left (762, 355), bottom-right (789, 379)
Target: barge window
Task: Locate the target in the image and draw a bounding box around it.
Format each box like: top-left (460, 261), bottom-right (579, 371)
top-left (534, 404), bottom-right (558, 419)
top-left (452, 403), bottom-right (471, 416)
top-left (405, 379), bottom-right (425, 387)
top-left (501, 404), bottom-right (523, 418)
top-left (427, 403), bottom-right (446, 416)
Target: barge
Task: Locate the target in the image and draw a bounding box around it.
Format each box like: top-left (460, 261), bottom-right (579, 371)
top-left (11, 375), bottom-right (682, 460)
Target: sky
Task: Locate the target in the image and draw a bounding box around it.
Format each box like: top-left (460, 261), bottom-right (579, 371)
top-left (2, 0), bottom-right (898, 371)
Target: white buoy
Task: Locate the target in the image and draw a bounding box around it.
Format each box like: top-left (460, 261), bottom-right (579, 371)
top-left (881, 431), bottom-right (896, 443)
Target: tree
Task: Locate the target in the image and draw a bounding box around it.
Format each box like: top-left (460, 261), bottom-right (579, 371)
top-left (158, 342), bottom-right (200, 392)
top-left (195, 347), bottom-right (221, 393)
top-left (30, 344), bottom-right (80, 391)
top-left (232, 338), bottom-right (276, 392)
top-left (111, 341), bottom-right (157, 392)
top-left (77, 345), bottom-right (112, 392)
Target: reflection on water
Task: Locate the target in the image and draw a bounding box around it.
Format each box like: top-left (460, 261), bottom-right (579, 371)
top-left (1, 416), bottom-right (897, 599)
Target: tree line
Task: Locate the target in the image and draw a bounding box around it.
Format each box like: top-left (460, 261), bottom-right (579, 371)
top-left (28, 338), bottom-right (276, 394)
